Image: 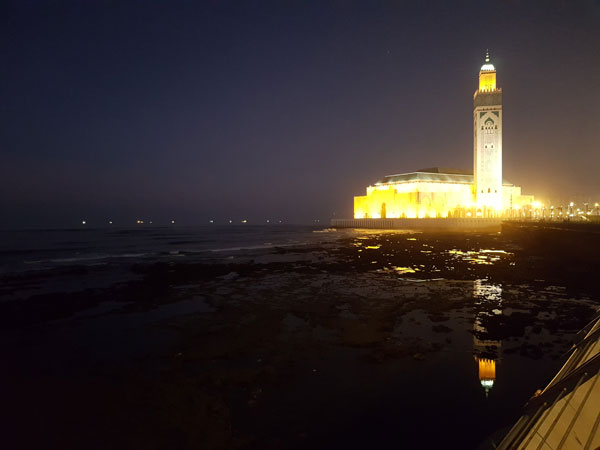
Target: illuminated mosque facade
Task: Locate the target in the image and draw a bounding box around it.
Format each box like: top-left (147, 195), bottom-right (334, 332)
top-left (353, 52), bottom-right (534, 219)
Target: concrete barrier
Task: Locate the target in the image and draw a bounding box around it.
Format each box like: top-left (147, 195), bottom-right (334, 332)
top-left (330, 218), bottom-right (502, 231)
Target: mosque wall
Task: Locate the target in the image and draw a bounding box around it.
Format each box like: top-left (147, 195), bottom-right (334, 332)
top-left (354, 182), bottom-right (535, 219)
top-left (354, 182), bottom-right (474, 219)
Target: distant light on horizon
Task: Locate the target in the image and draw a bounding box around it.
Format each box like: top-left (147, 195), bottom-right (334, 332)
top-left (82, 220), bottom-right (86, 225)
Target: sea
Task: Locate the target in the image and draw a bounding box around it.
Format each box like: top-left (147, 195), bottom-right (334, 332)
top-left (0, 225), bottom-right (341, 275)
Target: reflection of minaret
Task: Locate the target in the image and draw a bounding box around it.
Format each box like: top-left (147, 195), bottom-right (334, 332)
top-left (472, 279), bottom-right (502, 396)
top-left (478, 358), bottom-right (496, 394)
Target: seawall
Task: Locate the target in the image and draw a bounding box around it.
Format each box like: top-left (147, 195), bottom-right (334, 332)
top-left (330, 218), bottom-right (502, 231)
top-left (501, 221), bottom-right (600, 260)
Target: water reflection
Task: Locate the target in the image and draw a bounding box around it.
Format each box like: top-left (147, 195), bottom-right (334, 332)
top-left (448, 249), bottom-right (512, 265)
top-left (473, 280), bottom-right (502, 396)
top-left (478, 359), bottom-right (496, 392)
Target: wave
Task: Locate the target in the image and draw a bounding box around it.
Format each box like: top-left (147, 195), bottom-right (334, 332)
top-left (0, 247), bottom-right (94, 256)
top-left (209, 242), bottom-right (308, 253)
top-left (312, 228), bottom-right (337, 233)
top-left (24, 253), bottom-right (152, 265)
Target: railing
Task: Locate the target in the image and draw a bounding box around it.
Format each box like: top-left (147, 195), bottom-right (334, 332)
top-left (496, 314), bottom-right (600, 450)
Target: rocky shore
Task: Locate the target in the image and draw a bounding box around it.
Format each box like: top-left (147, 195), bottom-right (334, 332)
top-left (2, 229), bottom-right (598, 449)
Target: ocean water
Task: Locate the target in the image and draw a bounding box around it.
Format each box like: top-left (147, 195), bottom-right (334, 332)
top-left (0, 225), bottom-right (345, 274)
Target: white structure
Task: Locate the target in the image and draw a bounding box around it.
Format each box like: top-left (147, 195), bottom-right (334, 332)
top-left (474, 50), bottom-right (503, 212)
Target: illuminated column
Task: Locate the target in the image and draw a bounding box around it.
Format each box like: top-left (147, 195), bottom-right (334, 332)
top-left (473, 50), bottom-right (503, 214)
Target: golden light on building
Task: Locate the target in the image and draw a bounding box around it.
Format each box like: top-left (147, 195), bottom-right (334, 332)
top-left (353, 168), bottom-right (534, 219)
top-left (352, 51), bottom-right (536, 220)
top-left (478, 50), bottom-right (497, 92)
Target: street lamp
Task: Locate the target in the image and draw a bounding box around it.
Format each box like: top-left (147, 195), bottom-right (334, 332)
top-left (568, 202), bottom-right (574, 219)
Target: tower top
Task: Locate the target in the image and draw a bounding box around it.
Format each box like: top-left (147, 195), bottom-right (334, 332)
top-left (477, 50), bottom-right (498, 93)
top-left (480, 50), bottom-right (495, 72)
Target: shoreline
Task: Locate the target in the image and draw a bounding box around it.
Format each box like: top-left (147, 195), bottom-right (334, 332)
top-left (331, 217), bottom-right (503, 231)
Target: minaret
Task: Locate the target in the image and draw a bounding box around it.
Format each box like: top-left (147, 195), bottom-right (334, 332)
top-left (473, 50), bottom-right (503, 215)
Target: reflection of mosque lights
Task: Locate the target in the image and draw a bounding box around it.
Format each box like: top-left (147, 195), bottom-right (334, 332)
top-left (448, 249), bottom-right (511, 266)
top-left (473, 280), bottom-right (502, 396)
top-left (478, 358), bottom-right (496, 392)
top-left (473, 279), bottom-right (503, 303)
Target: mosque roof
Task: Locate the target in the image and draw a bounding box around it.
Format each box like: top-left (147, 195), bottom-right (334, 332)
top-left (375, 167), bottom-right (513, 186)
top-left (416, 167), bottom-right (471, 175)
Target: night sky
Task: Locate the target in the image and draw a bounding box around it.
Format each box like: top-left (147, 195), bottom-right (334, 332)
top-left (3, 1), bottom-right (600, 227)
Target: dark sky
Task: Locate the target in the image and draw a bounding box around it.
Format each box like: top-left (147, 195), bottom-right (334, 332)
top-left (2, 0), bottom-right (600, 227)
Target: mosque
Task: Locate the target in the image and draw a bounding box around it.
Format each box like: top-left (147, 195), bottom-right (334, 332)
top-left (353, 52), bottom-right (535, 219)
